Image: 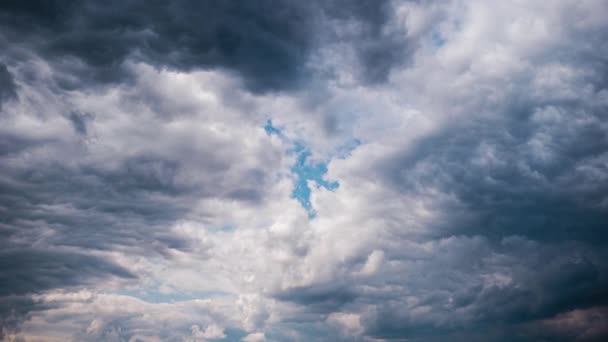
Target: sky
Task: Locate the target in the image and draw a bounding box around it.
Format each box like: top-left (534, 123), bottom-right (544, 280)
top-left (1, 1), bottom-right (608, 341)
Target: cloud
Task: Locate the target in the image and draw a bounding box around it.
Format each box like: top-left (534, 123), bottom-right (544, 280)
top-left (0, 63), bottom-right (17, 110)
top-left (0, 249), bottom-right (134, 297)
top-left (191, 323), bottom-right (226, 341)
top-left (243, 332), bottom-right (266, 342)
top-left (0, 0), bottom-right (314, 92)
top-left (3, 291), bottom-right (240, 342)
top-left (0, 0), bottom-right (410, 93)
top-left (1, 0), bottom-right (608, 341)
top-left (65, 111), bottom-right (94, 135)
top-left (533, 306), bottom-right (608, 341)
top-left (0, 61), bottom-right (291, 338)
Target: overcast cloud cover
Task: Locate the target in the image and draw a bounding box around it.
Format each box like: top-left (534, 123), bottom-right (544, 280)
top-left (1, 1), bottom-right (608, 341)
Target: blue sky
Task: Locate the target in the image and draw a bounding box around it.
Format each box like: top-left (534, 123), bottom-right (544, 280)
top-left (265, 119), bottom-right (339, 217)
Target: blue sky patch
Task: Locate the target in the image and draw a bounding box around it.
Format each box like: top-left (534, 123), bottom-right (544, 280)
top-left (264, 119), bottom-right (283, 137)
top-left (264, 119), bottom-right (339, 218)
top-left (291, 143), bottom-right (339, 218)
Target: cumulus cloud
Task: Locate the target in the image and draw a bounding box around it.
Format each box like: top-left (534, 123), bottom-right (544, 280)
top-left (1, 0), bottom-right (608, 341)
top-left (0, 0), bottom-right (410, 93)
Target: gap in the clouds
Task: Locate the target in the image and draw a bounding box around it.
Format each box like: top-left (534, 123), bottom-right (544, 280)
top-left (291, 142), bottom-right (339, 218)
top-left (265, 119), bottom-right (340, 218)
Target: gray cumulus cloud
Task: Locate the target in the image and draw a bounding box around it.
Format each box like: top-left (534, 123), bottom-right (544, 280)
top-left (0, 0), bottom-right (407, 93)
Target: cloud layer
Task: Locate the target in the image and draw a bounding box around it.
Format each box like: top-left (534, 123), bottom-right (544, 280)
top-left (1, 0), bottom-right (608, 341)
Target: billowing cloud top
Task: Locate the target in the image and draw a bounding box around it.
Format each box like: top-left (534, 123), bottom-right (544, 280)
top-left (1, 1), bottom-right (608, 341)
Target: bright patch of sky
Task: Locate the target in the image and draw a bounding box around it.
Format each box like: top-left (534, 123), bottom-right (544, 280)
top-left (264, 119), bottom-right (339, 218)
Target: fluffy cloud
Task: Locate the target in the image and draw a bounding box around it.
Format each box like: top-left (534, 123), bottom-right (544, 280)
top-left (1, 0), bottom-right (607, 341)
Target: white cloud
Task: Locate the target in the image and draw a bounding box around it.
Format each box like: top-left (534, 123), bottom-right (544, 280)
top-left (243, 332), bottom-right (267, 342)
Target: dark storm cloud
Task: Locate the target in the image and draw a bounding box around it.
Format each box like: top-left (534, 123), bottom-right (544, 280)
top-left (470, 240), bottom-right (608, 323)
top-left (0, 0), bottom-right (405, 92)
top-left (0, 155), bottom-right (190, 252)
top-left (381, 100), bottom-right (608, 244)
top-left (0, 1), bottom-right (305, 91)
top-left (529, 306), bottom-right (608, 342)
top-left (0, 296), bottom-right (40, 339)
top-left (0, 249), bottom-right (134, 296)
top-left (0, 0), bottom-right (313, 92)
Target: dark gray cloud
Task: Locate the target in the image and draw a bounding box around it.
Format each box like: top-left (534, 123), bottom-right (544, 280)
top-left (0, 296), bottom-right (40, 339)
top-left (0, 63), bottom-right (17, 110)
top-left (0, 0), bottom-right (313, 92)
top-left (274, 282), bottom-right (357, 312)
top-left (0, 0), bottom-right (404, 93)
top-left (372, 14), bottom-right (608, 247)
top-left (0, 249), bottom-right (134, 296)
top-left (380, 97), bottom-right (608, 245)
